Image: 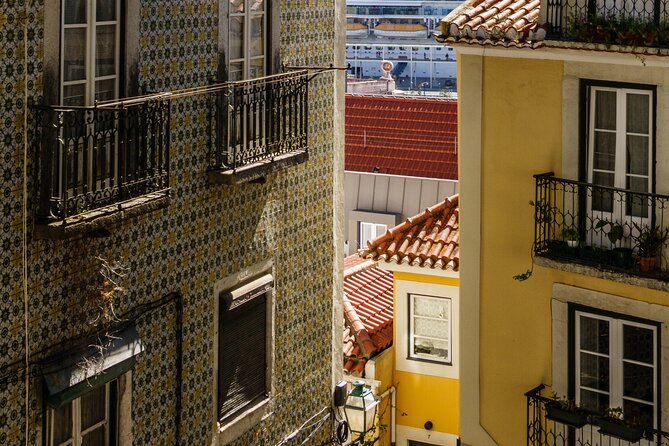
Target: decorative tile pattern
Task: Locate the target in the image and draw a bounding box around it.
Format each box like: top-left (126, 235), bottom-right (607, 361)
top-left (0, 0), bottom-right (339, 445)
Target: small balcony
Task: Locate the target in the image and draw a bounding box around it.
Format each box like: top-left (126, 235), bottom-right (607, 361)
top-left (532, 173), bottom-right (669, 281)
top-left (34, 97), bottom-right (171, 228)
top-left (207, 71), bottom-right (309, 185)
top-left (545, 0), bottom-right (669, 48)
top-left (526, 385), bottom-right (668, 445)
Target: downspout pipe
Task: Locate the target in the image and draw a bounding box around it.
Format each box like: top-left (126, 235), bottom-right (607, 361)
top-left (377, 386), bottom-right (396, 446)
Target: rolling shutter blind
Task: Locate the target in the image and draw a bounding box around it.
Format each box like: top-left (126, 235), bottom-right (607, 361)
top-left (218, 276), bottom-right (270, 422)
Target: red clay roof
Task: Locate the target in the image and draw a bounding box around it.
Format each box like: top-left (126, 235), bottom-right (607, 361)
top-left (436, 0), bottom-right (545, 48)
top-left (345, 94), bottom-right (458, 180)
top-left (343, 256), bottom-right (394, 375)
top-left (361, 195), bottom-right (459, 271)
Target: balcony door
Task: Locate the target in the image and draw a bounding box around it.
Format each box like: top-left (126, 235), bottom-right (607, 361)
top-left (586, 86), bottom-right (653, 234)
top-left (60, 0), bottom-right (123, 209)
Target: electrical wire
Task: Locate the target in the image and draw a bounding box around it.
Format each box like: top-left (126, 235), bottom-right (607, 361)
top-left (274, 407), bottom-right (331, 446)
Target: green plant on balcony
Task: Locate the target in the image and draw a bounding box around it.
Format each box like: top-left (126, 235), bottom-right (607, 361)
top-left (561, 227), bottom-right (579, 247)
top-left (631, 222), bottom-right (669, 271)
top-left (597, 407), bottom-right (645, 442)
top-left (595, 219), bottom-right (633, 267)
top-left (545, 393), bottom-right (588, 428)
top-left (567, 13), bottom-right (669, 48)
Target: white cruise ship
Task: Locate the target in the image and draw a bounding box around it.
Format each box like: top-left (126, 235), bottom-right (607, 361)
top-left (346, 0), bottom-right (462, 92)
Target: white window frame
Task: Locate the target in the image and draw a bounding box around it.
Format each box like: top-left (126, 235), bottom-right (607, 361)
top-left (574, 309), bottom-right (658, 429)
top-left (586, 86), bottom-right (653, 221)
top-left (46, 381), bottom-right (115, 446)
top-left (408, 293), bottom-right (452, 365)
top-left (229, 0), bottom-right (267, 80)
top-left (60, 0), bottom-right (121, 105)
top-left (359, 221), bottom-right (387, 249)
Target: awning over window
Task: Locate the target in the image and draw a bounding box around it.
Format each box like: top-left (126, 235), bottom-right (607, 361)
top-left (42, 325), bottom-right (143, 407)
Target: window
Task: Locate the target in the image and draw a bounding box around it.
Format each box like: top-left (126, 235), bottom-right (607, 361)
top-left (359, 222), bottom-right (387, 249)
top-left (573, 308), bottom-right (658, 429)
top-left (229, 0), bottom-right (266, 81)
top-left (61, 0), bottom-right (121, 105)
top-left (409, 294), bottom-right (451, 364)
top-left (586, 85), bottom-right (653, 218)
top-left (218, 274), bottom-right (273, 424)
top-left (46, 380), bottom-right (118, 446)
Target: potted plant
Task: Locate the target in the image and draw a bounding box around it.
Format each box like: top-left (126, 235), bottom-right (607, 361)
top-left (596, 220), bottom-right (633, 268)
top-left (632, 222), bottom-right (669, 272)
top-left (561, 227), bottom-right (579, 248)
top-left (597, 407), bottom-right (645, 442)
top-left (545, 393), bottom-right (588, 428)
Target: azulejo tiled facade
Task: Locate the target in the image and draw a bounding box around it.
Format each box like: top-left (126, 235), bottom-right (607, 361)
top-left (0, 0), bottom-right (341, 444)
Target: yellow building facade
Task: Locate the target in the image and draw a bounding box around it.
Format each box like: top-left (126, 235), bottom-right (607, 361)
top-left (443, 6), bottom-right (669, 445)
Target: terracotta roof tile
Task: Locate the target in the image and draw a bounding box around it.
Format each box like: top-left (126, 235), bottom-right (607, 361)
top-left (342, 256), bottom-right (394, 375)
top-left (345, 95), bottom-right (458, 180)
top-left (361, 195), bottom-right (459, 271)
top-left (435, 0), bottom-right (546, 47)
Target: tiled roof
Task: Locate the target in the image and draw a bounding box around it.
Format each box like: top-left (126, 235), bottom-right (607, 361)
top-left (361, 195), bottom-right (459, 270)
top-left (436, 0), bottom-right (546, 48)
top-left (342, 256), bottom-right (394, 375)
top-left (345, 94), bottom-right (458, 180)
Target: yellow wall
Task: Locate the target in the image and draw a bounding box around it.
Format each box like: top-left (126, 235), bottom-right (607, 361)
top-left (464, 54), bottom-right (669, 445)
top-left (395, 370), bottom-right (460, 435)
top-left (371, 346), bottom-right (395, 446)
top-left (392, 271), bottom-right (460, 437)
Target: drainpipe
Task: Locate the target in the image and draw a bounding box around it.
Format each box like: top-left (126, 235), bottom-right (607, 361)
top-left (377, 386), bottom-right (396, 446)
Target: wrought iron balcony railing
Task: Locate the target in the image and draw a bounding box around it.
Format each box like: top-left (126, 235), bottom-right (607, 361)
top-left (207, 71), bottom-right (309, 183)
top-left (533, 173), bottom-right (669, 280)
top-left (35, 97), bottom-right (170, 221)
top-left (545, 0), bottom-right (669, 46)
top-left (527, 385), bottom-right (668, 446)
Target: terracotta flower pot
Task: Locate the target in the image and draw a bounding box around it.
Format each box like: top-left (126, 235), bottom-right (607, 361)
top-left (638, 256), bottom-right (657, 272)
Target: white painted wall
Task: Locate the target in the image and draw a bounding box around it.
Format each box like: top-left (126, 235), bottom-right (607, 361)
top-left (345, 171), bottom-right (458, 251)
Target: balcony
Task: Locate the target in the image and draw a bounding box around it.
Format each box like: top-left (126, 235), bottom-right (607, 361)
top-left (207, 71), bottom-right (309, 185)
top-left (545, 0), bottom-right (669, 48)
top-left (532, 173), bottom-right (669, 281)
top-left (526, 385), bottom-right (668, 445)
top-left (34, 96), bottom-right (171, 234)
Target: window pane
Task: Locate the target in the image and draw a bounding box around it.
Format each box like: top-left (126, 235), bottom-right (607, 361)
top-left (592, 172), bottom-right (614, 213)
top-left (65, 0), bottom-right (87, 24)
top-left (414, 337), bottom-right (449, 360)
top-left (627, 135), bottom-right (649, 176)
top-left (82, 427), bottom-right (106, 446)
top-left (95, 79), bottom-right (116, 102)
top-left (250, 16), bottom-right (264, 57)
top-left (229, 62), bottom-right (243, 82)
top-left (230, 0), bottom-right (244, 14)
top-left (63, 84), bottom-right (86, 106)
top-left (51, 403), bottom-right (73, 444)
top-left (414, 317), bottom-right (448, 339)
top-left (251, 0), bottom-right (265, 13)
top-left (624, 325), bottom-right (654, 364)
top-left (96, 0), bottom-right (117, 21)
top-left (63, 28), bottom-right (87, 82)
top-left (625, 186), bottom-right (649, 218)
top-left (580, 352), bottom-right (609, 391)
top-left (413, 296), bottom-right (448, 319)
top-left (623, 399), bottom-right (654, 429)
top-left (623, 362), bottom-right (654, 401)
top-left (580, 316), bottom-right (609, 354)
top-left (81, 385), bottom-right (106, 429)
top-left (361, 223), bottom-right (372, 247)
top-left (626, 93), bottom-right (649, 134)
top-left (580, 388), bottom-right (609, 413)
top-left (95, 25), bottom-right (117, 77)
top-left (374, 224), bottom-right (387, 237)
top-left (250, 58), bottom-right (264, 79)
top-left (595, 90), bottom-right (616, 130)
top-left (230, 17), bottom-right (244, 60)
top-left (593, 132), bottom-right (616, 171)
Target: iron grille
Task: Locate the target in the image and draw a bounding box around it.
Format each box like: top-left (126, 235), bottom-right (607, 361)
top-left (207, 70), bottom-right (309, 172)
top-left (34, 98), bottom-right (171, 221)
